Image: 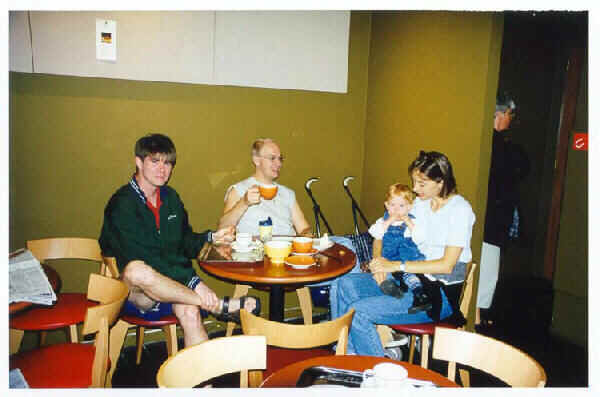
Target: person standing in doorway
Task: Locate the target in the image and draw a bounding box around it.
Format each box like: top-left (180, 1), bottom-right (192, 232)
top-left (477, 92), bottom-right (529, 328)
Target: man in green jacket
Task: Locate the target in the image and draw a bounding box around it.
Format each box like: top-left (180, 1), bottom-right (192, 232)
top-left (100, 133), bottom-right (258, 347)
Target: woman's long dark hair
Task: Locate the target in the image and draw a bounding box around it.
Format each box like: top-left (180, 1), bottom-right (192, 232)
top-left (408, 151), bottom-right (457, 198)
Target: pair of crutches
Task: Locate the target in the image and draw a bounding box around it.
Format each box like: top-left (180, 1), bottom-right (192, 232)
top-left (304, 176), bottom-right (370, 238)
top-left (305, 176), bottom-right (374, 310)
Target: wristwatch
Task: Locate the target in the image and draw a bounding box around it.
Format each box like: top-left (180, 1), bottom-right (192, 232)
top-left (207, 231), bottom-right (213, 243)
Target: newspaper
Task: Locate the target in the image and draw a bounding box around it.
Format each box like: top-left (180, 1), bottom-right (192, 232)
top-left (9, 249), bottom-right (57, 305)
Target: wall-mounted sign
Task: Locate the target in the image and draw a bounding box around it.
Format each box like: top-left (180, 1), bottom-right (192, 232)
top-left (96, 19), bottom-right (116, 62)
top-left (572, 132), bottom-right (588, 151)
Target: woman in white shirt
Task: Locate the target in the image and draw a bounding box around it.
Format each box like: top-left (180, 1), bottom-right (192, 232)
top-left (329, 151), bottom-right (475, 357)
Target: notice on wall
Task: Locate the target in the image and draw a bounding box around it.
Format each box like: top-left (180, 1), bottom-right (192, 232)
top-left (96, 19), bottom-right (116, 62)
top-left (572, 132), bottom-right (588, 151)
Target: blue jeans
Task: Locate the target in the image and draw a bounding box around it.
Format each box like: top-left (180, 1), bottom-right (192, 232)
top-left (330, 272), bottom-right (453, 356)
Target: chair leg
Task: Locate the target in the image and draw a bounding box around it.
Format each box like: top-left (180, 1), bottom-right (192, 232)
top-left (163, 324), bottom-right (178, 357)
top-left (459, 368), bottom-right (470, 387)
top-left (135, 326), bottom-right (145, 365)
top-left (420, 334), bottom-right (430, 368)
top-left (296, 287), bottom-right (313, 325)
top-left (248, 369), bottom-right (264, 388)
top-left (69, 324), bottom-right (79, 343)
top-left (39, 330), bottom-right (48, 347)
top-left (226, 284), bottom-right (250, 337)
top-left (408, 335), bottom-right (416, 363)
top-left (105, 319), bottom-right (131, 387)
top-left (9, 329), bottom-right (24, 355)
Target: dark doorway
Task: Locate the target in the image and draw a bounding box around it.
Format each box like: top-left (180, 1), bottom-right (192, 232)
top-left (493, 11), bottom-right (587, 281)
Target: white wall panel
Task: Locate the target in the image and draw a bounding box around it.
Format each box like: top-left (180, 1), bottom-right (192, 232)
top-left (214, 11), bottom-right (349, 93)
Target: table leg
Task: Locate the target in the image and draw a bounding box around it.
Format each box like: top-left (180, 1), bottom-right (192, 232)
top-left (269, 285), bottom-right (285, 322)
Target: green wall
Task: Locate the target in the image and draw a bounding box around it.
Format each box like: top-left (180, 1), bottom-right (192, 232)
top-left (361, 11), bottom-right (504, 326)
top-left (9, 12), bottom-right (371, 343)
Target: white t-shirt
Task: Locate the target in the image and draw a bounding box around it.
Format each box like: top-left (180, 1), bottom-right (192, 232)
top-left (225, 176), bottom-right (296, 236)
top-left (410, 195), bottom-right (475, 284)
top-left (368, 216), bottom-right (426, 250)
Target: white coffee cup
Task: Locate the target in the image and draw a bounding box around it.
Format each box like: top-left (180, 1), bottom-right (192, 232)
top-left (236, 232), bottom-right (252, 247)
top-left (361, 363), bottom-right (408, 388)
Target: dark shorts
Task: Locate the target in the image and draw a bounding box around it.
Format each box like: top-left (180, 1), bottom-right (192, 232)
top-left (122, 276), bottom-right (205, 321)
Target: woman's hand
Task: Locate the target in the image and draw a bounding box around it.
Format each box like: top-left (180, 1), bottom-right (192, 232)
top-left (369, 257), bottom-right (395, 273)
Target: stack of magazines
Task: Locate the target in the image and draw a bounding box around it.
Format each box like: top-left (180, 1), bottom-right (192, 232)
top-left (9, 249), bottom-right (57, 305)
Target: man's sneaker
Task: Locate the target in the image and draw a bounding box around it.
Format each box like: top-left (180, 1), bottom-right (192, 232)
top-left (385, 331), bottom-right (409, 348)
top-left (384, 346), bottom-right (403, 361)
top-left (379, 279), bottom-right (405, 298)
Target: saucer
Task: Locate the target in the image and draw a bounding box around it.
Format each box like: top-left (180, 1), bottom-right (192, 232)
top-left (284, 255), bottom-right (316, 269)
top-left (292, 248), bottom-right (318, 256)
top-left (231, 242), bottom-right (254, 253)
top-left (312, 239), bottom-right (334, 251)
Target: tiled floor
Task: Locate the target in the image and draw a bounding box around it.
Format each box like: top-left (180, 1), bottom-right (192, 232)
top-left (111, 276), bottom-right (588, 388)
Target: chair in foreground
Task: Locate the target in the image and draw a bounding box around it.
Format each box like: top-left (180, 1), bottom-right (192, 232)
top-left (101, 256), bottom-right (179, 387)
top-left (389, 262), bottom-right (478, 370)
top-left (432, 326), bottom-right (547, 387)
top-left (10, 238), bottom-right (104, 354)
top-left (10, 274), bottom-right (128, 388)
top-left (156, 335), bottom-right (267, 388)
top-left (240, 308), bottom-right (355, 387)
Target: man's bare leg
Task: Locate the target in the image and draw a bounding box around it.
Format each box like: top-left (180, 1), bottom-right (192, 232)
top-left (122, 260), bottom-right (257, 314)
top-left (172, 303), bottom-right (209, 347)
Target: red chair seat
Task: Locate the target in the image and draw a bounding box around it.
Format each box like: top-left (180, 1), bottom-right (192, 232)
top-left (263, 347), bottom-right (332, 380)
top-left (10, 293), bottom-right (98, 330)
top-left (121, 314), bottom-right (178, 327)
top-left (390, 322), bottom-right (456, 335)
top-left (10, 343), bottom-right (97, 388)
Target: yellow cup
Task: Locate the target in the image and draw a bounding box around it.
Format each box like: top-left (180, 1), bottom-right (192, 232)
top-left (264, 240), bottom-right (292, 264)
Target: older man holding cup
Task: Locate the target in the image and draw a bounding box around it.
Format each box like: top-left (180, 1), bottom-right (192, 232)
top-left (218, 138), bottom-right (312, 237)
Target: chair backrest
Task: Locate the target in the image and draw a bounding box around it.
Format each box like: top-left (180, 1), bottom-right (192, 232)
top-left (458, 262), bottom-right (477, 318)
top-left (432, 327), bottom-right (547, 387)
top-left (27, 237), bottom-right (103, 263)
top-left (240, 308), bottom-right (354, 354)
top-left (156, 335), bottom-right (267, 388)
top-left (82, 273), bottom-right (129, 387)
top-left (100, 256), bottom-right (121, 278)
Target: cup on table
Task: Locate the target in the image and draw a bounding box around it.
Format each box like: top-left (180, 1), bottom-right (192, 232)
top-left (361, 362), bottom-right (408, 388)
top-left (259, 225), bottom-right (273, 242)
top-left (258, 184), bottom-right (278, 200)
top-left (292, 236), bottom-right (313, 253)
top-left (264, 240), bottom-right (292, 264)
top-left (235, 232), bottom-right (252, 248)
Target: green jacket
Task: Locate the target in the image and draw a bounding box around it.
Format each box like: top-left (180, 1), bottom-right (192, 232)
top-left (99, 181), bottom-right (209, 285)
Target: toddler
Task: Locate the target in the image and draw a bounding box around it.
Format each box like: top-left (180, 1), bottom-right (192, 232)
top-left (368, 183), bottom-right (432, 314)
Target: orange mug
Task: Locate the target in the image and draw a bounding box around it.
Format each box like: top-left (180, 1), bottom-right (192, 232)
top-left (292, 237), bottom-right (313, 253)
top-left (259, 184), bottom-right (278, 200)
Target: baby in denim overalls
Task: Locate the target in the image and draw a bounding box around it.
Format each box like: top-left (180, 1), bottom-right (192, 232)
top-left (368, 183), bottom-right (432, 314)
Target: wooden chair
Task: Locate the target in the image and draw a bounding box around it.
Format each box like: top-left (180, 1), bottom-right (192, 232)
top-left (10, 238), bottom-right (104, 353)
top-left (225, 284), bottom-right (314, 337)
top-left (240, 308), bottom-right (355, 387)
top-left (389, 262), bottom-right (478, 371)
top-left (10, 273), bottom-right (128, 388)
top-left (432, 327), bottom-right (547, 387)
top-left (101, 256), bottom-right (179, 387)
top-left (156, 335), bottom-right (267, 388)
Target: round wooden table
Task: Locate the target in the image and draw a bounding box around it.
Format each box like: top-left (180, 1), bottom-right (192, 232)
top-left (198, 242), bottom-right (355, 322)
top-left (9, 264), bottom-right (62, 315)
top-left (260, 355), bottom-right (459, 388)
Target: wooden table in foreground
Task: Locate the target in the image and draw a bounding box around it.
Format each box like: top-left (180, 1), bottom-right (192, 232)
top-left (197, 242), bottom-right (355, 322)
top-left (260, 355), bottom-right (459, 388)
